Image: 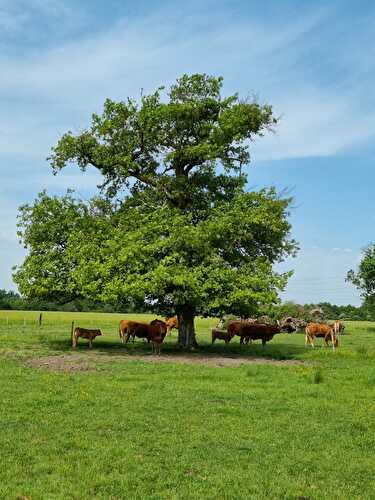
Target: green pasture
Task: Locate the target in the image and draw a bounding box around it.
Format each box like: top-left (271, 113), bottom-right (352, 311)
top-left (0, 310), bottom-right (374, 499)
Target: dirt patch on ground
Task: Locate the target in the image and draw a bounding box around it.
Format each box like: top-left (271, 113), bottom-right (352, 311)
top-left (25, 354), bottom-right (93, 372)
top-left (24, 352), bottom-right (306, 372)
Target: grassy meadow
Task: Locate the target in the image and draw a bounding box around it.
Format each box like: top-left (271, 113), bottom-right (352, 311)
top-left (0, 310), bottom-right (374, 499)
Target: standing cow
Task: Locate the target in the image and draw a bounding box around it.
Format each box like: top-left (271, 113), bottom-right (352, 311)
top-left (332, 320), bottom-right (345, 336)
top-left (165, 316), bottom-right (179, 336)
top-left (119, 320), bottom-right (148, 344)
top-left (305, 323), bottom-right (337, 350)
top-left (227, 321), bottom-right (280, 346)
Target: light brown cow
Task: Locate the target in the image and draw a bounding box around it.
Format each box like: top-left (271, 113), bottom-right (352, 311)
top-left (305, 322), bottom-right (337, 350)
top-left (72, 327), bottom-right (102, 349)
top-left (165, 316), bottom-right (179, 336)
top-left (332, 320), bottom-right (345, 337)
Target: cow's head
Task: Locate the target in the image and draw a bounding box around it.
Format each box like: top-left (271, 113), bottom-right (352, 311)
top-left (94, 329), bottom-right (102, 337)
top-left (150, 319), bottom-right (167, 334)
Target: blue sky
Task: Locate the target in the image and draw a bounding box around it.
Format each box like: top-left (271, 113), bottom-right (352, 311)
top-left (1, 0), bottom-right (374, 305)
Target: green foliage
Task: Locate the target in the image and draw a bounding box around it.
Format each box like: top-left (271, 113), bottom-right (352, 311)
top-left (14, 189), bottom-right (295, 319)
top-left (348, 245), bottom-right (375, 302)
top-left (268, 301), bottom-right (373, 322)
top-left (49, 74), bottom-right (276, 210)
top-left (0, 289), bottom-right (21, 310)
top-left (15, 74), bottom-right (297, 344)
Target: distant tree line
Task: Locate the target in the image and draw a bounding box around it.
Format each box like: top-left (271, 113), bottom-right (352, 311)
top-left (267, 300), bottom-right (375, 322)
top-left (0, 288), bottom-right (373, 320)
top-left (0, 289), bottom-right (151, 314)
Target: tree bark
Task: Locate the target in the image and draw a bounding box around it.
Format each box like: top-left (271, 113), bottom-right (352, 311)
top-left (177, 308), bottom-right (198, 349)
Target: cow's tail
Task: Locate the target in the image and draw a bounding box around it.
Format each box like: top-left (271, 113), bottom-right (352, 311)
top-left (119, 322), bottom-right (122, 340)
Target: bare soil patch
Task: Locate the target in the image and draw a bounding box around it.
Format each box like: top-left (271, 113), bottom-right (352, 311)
top-left (25, 354), bottom-right (93, 372)
top-left (24, 351), bottom-right (306, 372)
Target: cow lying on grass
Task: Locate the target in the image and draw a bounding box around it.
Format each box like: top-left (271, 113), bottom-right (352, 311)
top-left (227, 321), bottom-right (281, 346)
top-left (211, 328), bottom-right (235, 344)
top-left (72, 327), bottom-right (102, 349)
top-left (305, 323), bottom-right (338, 350)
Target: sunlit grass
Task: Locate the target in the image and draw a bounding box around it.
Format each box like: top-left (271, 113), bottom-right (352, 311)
top-left (0, 311), bottom-right (374, 498)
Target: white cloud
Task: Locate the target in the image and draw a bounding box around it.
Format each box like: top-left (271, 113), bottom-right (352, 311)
top-left (0, 3), bottom-right (373, 163)
top-left (0, 1), bottom-right (374, 296)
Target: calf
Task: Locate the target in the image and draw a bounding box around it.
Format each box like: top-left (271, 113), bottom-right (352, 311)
top-left (211, 328), bottom-right (235, 344)
top-left (72, 327), bottom-right (102, 349)
top-left (305, 323), bottom-right (337, 350)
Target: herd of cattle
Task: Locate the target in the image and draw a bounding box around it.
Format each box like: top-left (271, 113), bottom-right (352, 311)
top-left (71, 315), bottom-right (345, 353)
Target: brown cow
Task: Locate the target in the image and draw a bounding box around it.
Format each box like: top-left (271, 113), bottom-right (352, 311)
top-left (146, 319), bottom-right (168, 355)
top-left (211, 328), bottom-right (235, 344)
top-left (227, 321), bottom-right (280, 345)
top-left (119, 320), bottom-right (149, 344)
top-left (242, 323), bottom-right (280, 345)
top-left (72, 327), bottom-right (102, 349)
top-left (305, 322), bottom-right (337, 350)
top-left (165, 316), bottom-right (179, 336)
top-left (120, 319), bottom-right (167, 353)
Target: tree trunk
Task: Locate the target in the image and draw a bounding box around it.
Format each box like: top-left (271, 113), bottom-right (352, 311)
top-left (177, 308), bottom-right (198, 349)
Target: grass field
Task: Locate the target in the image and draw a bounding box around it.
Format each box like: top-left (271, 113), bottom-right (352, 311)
top-left (0, 310), bottom-right (374, 499)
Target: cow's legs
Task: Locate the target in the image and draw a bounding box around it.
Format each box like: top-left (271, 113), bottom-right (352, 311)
top-left (305, 333), bottom-right (314, 348)
top-left (124, 331), bottom-right (131, 344)
top-left (306, 334), bottom-right (314, 348)
top-left (262, 339), bottom-right (266, 347)
top-left (72, 335), bottom-right (77, 349)
top-left (89, 339), bottom-right (93, 349)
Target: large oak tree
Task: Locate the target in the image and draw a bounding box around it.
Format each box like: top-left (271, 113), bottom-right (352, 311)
top-left (14, 74), bottom-right (297, 347)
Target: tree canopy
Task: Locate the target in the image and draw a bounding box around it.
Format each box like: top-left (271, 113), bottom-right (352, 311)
top-left (347, 245), bottom-right (375, 300)
top-left (14, 74), bottom-right (297, 347)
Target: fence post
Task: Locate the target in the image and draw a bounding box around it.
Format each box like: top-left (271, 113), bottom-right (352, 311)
top-left (39, 312), bottom-right (43, 327)
top-left (71, 321), bottom-right (75, 346)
